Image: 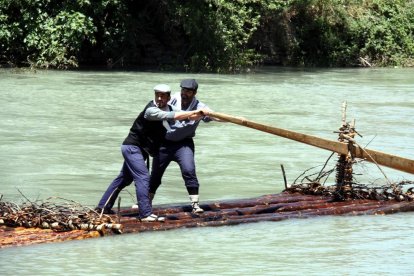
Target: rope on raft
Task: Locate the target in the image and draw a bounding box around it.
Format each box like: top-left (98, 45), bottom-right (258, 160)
top-left (0, 195), bottom-right (123, 234)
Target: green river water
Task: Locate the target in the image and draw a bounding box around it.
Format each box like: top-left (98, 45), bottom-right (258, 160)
top-left (0, 67), bottom-right (413, 275)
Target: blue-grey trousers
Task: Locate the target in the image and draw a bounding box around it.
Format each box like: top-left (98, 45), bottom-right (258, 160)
top-left (98, 145), bottom-right (152, 218)
top-left (149, 139), bottom-right (199, 195)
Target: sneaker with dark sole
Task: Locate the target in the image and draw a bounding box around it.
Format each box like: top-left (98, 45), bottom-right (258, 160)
top-left (191, 202), bottom-right (204, 214)
top-left (95, 207), bottom-right (116, 215)
top-left (140, 214), bottom-right (165, 222)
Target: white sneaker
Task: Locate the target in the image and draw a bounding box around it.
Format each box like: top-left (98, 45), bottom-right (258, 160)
top-left (189, 195), bottom-right (204, 214)
top-left (140, 214), bottom-right (165, 222)
top-left (131, 204), bottom-right (139, 209)
top-left (191, 202), bottom-right (204, 214)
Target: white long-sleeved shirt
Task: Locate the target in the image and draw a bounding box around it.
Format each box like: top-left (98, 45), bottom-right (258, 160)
top-left (165, 92), bottom-right (212, 142)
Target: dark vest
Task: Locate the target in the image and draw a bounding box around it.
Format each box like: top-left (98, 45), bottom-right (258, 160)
top-left (122, 101), bottom-right (170, 156)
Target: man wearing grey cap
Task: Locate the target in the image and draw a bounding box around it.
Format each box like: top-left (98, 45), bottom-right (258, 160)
top-left (148, 79), bottom-right (217, 213)
top-left (95, 84), bottom-right (204, 222)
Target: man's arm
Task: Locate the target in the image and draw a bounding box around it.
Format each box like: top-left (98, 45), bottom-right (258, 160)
top-left (145, 106), bottom-right (204, 121)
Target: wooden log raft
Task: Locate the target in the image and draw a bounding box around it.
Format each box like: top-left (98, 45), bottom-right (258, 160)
top-left (2, 192), bottom-right (414, 248)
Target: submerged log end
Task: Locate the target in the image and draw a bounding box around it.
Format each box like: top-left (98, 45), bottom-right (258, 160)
top-left (0, 226), bottom-right (102, 249)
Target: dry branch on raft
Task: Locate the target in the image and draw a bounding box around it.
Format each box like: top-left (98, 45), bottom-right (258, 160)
top-left (0, 196), bottom-right (122, 234)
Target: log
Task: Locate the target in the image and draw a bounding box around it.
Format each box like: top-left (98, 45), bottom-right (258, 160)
top-left (120, 193), bottom-right (329, 216)
top-left (206, 111), bottom-right (414, 174)
top-left (0, 226), bottom-right (102, 248)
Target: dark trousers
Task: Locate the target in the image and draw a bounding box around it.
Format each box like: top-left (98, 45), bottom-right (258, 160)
top-left (98, 145), bottom-right (152, 218)
top-left (149, 139), bottom-right (199, 195)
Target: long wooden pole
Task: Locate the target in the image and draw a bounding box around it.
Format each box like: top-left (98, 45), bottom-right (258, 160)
top-left (208, 111), bottom-right (414, 174)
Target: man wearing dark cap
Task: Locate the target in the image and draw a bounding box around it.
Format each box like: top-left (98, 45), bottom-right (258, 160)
top-left (96, 84), bottom-right (204, 221)
top-left (147, 79), bottom-right (217, 213)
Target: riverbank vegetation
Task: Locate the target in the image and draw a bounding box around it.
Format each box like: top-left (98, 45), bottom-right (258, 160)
top-left (1, 0), bottom-right (413, 72)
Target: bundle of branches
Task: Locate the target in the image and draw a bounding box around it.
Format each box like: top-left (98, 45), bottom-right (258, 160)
top-left (286, 158), bottom-right (414, 201)
top-left (0, 195), bottom-right (122, 234)
top-left (280, 140), bottom-right (414, 201)
top-left (285, 180), bottom-right (414, 201)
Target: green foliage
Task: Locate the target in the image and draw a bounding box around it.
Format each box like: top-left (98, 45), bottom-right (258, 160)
top-left (286, 0), bottom-right (414, 67)
top-left (350, 0), bottom-right (414, 66)
top-left (86, 0), bottom-right (128, 62)
top-left (0, 0), bottom-right (97, 68)
top-left (170, 0), bottom-right (265, 72)
top-left (285, 0), bottom-right (356, 66)
top-left (0, 0), bottom-right (413, 70)
top-left (0, 0), bottom-right (24, 64)
top-left (25, 10), bottom-right (96, 69)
